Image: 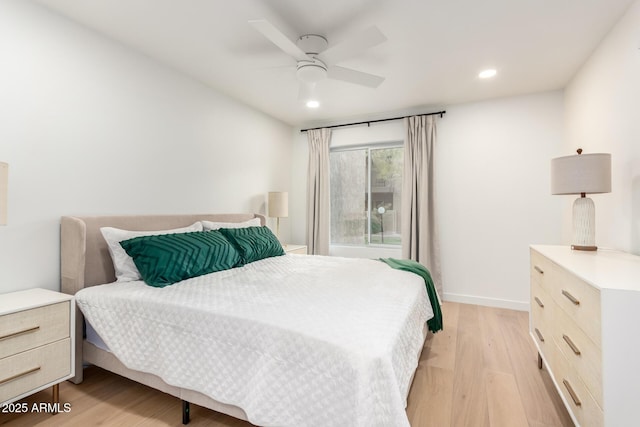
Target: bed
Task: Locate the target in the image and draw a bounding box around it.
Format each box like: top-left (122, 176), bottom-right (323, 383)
top-left (60, 213), bottom-right (434, 426)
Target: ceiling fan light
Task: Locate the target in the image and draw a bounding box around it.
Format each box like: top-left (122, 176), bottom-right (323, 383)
top-left (297, 64), bottom-right (327, 84)
top-left (306, 100), bottom-right (320, 108)
top-left (479, 69), bottom-right (497, 79)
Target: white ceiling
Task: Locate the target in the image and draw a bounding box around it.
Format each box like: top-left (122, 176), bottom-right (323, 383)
top-left (36, 0), bottom-right (633, 127)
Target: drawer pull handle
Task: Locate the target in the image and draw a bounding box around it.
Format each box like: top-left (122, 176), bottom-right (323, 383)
top-left (563, 379), bottom-right (582, 407)
top-left (0, 325), bottom-right (40, 341)
top-left (563, 334), bottom-right (581, 355)
top-left (562, 290), bottom-right (580, 305)
top-left (534, 328), bottom-right (545, 342)
top-left (534, 297), bottom-right (544, 308)
top-left (0, 366), bottom-right (41, 385)
top-left (534, 266), bottom-right (544, 274)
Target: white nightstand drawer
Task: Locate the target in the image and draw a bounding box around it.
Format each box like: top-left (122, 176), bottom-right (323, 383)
top-left (283, 244), bottom-right (307, 255)
top-left (0, 301), bottom-right (70, 359)
top-left (0, 338), bottom-right (71, 403)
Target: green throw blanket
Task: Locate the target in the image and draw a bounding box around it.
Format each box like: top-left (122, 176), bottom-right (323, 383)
top-left (379, 258), bottom-right (443, 333)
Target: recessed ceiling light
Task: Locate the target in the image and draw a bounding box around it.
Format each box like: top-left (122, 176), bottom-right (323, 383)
top-left (306, 100), bottom-right (320, 108)
top-left (479, 69), bottom-right (497, 79)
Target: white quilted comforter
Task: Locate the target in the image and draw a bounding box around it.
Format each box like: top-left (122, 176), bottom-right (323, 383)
top-left (75, 254), bottom-right (432, 427)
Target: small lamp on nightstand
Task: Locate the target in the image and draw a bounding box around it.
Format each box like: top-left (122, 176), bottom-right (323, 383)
top-left (268, 191), bottom-right (288, 241)
top-left (0, 162), bottom-right (7, 226)
top-left (551, 149), bottom-right (611, 251)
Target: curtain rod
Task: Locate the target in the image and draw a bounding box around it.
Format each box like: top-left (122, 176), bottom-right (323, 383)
top-left (300, 110), bottom-right (446, 133)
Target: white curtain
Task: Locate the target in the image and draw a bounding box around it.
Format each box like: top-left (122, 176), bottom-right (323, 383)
top-left (402, 115), bottom-right (442, 295)
top-left (306, 128), bottom-right (331, 255)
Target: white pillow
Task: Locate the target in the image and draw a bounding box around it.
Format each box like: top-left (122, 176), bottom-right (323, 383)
top-left (200, 218), bottom-right (261, 231)
top-left (100, 222), bottom-right (203, 282)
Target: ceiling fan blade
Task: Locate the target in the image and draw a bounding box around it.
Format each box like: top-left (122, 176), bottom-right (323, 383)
top-left (327, 65), bottom-right (385, 88)
top-left (317, 26), bottom-right (386, 64)
top-left (249, 19), bottom-right (310, 62)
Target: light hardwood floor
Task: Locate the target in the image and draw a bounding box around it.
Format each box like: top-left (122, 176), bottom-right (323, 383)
top-left (1, 302), bottom-right (573, 426)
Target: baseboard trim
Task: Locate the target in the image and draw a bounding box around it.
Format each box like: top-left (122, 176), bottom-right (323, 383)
top-left (442, 292), bottom-right (529, 312)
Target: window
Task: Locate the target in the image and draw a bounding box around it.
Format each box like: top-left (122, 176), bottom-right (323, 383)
top-left (330, 144), bottom-right (403, 246)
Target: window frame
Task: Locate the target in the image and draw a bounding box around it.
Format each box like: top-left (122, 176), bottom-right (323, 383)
top-left (329, 141), bottom-right (404, 248)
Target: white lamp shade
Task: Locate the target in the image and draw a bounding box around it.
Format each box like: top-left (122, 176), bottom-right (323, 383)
top-left (551, 153), bottom-right (611, 195)
top-left (268, 192), bottom-right (288, 218)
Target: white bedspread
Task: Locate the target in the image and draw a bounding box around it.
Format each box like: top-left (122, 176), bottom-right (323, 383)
top-left (75, 254), bottom-right (432, 427)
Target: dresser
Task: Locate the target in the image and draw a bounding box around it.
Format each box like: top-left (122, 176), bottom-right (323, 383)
top-left (530, 245), bottom-right (640, 427)
top-left (0, 288), bottom-right (75, 406)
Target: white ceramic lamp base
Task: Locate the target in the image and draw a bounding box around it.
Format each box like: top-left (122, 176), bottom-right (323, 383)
top-left (572, 196), bottom-right (597, 251)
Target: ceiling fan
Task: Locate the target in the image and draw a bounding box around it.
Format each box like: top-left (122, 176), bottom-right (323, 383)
top-left (249, 19), bottom-right (387, 107)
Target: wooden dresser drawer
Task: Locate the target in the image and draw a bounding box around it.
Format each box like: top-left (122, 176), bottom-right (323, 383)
top-left (530, 280), bottom-right (554, 366)
top-left (0, 338), bottom-right (71, 403)
top-left (530, 250), bottom-right (553, 290)
top-left (550, 265), bottom-right (601, 348)
top-left (553, 342), bottom-right (603, 427)
top-left (0, 301), bottom-right (70, 359)
top-left (531, 280), bottom-right (553, 326)
top-left (553, 303), bottom-right (603, 408)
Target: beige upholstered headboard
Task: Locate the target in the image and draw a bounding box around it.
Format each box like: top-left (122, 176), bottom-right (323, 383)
top-left (60, 213), bottom-right (265, 383)
top-left (60, 213), bottom-right (266, 295)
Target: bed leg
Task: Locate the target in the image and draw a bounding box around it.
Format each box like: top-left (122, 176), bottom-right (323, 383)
top-left (182, 400), bottom-right (190, 425)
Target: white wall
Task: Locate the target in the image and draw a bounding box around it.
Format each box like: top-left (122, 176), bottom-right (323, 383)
top-left (438, 92), bottom-right (563, 309)
top-left (0, 1), bottom-right (293, 294)
top-left (564, 0), bottom-right (640, 254)
top-left (291, 92), bottom-right (564, 310)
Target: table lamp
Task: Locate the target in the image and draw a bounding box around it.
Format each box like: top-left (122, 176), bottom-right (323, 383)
top-left (551, 149), bottom-right (611, 251)
top-left (268, 191), bottom-right (288, 241)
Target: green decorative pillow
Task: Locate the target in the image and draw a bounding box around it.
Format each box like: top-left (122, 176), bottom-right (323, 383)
top-left (219, 226), bottom-right (285, 265)
top-left (120, 230), bottom-right (241, 288)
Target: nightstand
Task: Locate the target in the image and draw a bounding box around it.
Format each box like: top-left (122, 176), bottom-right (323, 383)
top-left (0, 288), bottom-right (75, 407)
top-left (283, 244), bottom-right (308, 255)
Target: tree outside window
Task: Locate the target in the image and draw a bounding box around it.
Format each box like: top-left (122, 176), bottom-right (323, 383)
top-left (330, 145), bottom-right (403, 246)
